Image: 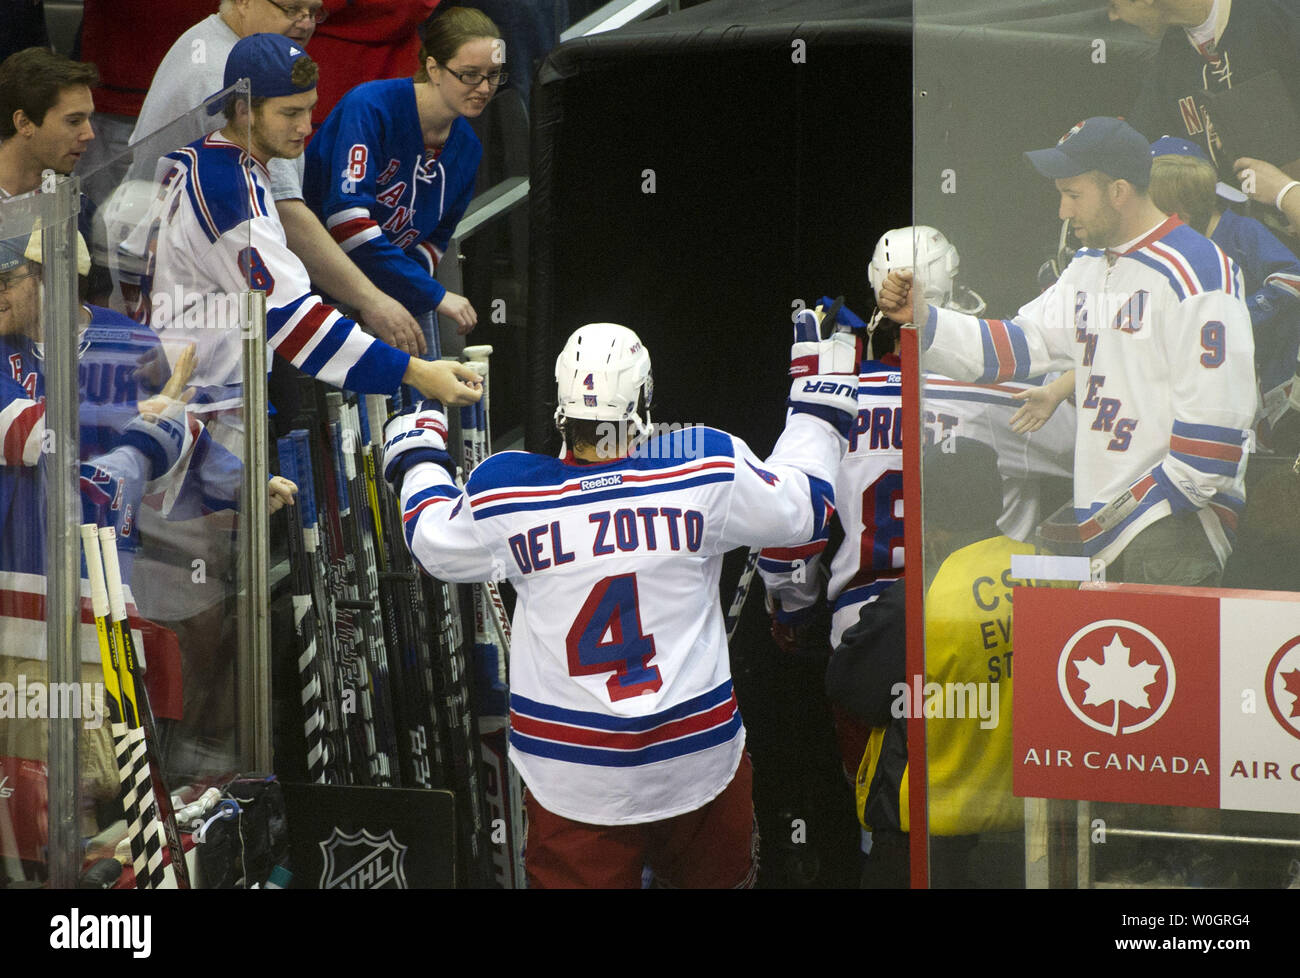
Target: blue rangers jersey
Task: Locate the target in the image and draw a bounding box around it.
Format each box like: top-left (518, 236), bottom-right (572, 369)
top-left (759, 354), bottom-right (1074, 648)
top-left (922, 216), bottom-right (1256, 568)
top-left (398, 417), bottom-right (842, 825)
top-left (1210, 207), bottom-right (1300, 404)
top-left (146, 132), bottom-right (411, 410)
top-left (0, 305), bottom-right (195, 574)
top-left (303, 79), bottom-right (482, 317)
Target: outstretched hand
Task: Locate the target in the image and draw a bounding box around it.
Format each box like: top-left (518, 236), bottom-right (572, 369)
top-left (405, 357), bottom-right (483, 407)
top-left (1009, 387), bottom-right (1057, 434)
top-left (138, 342), bottom-right (197, 419)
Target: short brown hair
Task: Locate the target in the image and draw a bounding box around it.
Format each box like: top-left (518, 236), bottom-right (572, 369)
top-left (1149, 154), bottom-right (1218, 235)
top-left (0, 48), bottom-right (99, 139)
top-left (414, 7), bottom-right (502, 82)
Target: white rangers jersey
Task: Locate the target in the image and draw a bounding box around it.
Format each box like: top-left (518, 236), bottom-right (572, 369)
top-left (759, 356), bottom-right (1075, 648)
top-left (399, 417), bottom-right (842, 825)
top-left (146, 132), bottom-right (409, 411)
top-left (922, 216), bottom-right (1256, 567)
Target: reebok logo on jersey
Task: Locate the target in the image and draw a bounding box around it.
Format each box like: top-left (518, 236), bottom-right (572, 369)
top-left (580, 474), bottom-right (623, 491)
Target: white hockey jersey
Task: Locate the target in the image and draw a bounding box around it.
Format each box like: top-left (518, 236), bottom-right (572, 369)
top-left (145, 132), bottom-right (409, 411)
top-left (759, 356), bottom-right (1074, 648)
top-left (922, 216), bottom-right (1256, 566)
top-left (399, 418), bottom-right (842, 825)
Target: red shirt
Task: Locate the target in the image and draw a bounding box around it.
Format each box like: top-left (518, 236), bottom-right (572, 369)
top-left (81, 0), bottom-right (217, 117)
top-left (308, 0), bottom-right (441, 126)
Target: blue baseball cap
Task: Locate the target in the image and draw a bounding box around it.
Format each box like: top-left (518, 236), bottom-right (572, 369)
top-left (207, 33), bottom-right (316, 115)
top-left (1025, 117), bottom-right (1152, 186)
top-left (1149, 135), bottom-right (1248, 203)
top-left (0, 235), bottom-right (28, 274)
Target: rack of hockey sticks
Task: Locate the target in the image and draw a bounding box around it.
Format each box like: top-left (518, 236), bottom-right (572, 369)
top-left (274, 376), bottom-right (494, 883)
top-left (81, 525), bottom-right (190, 889)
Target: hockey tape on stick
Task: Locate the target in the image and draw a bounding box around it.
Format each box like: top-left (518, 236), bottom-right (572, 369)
top-left (99, 526), bottom-right (184, 889)
top-left (724, 547), bottom-right (761, 646)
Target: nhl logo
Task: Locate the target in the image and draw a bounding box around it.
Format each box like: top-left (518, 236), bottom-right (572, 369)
top-left (318, 827), bottom-right (409, 889)
top-left (1056, 618), bottom-right (1176, 736)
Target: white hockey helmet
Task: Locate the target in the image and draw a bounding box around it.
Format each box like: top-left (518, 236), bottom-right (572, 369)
top-left (554, 322), bottom-right (654, 439)
top-left (868, 225), bottom-right (960, 308)
top-left (92, 179), bottom-right (160, 276)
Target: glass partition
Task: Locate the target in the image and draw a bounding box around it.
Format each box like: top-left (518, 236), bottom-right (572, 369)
top-left (0, 185), bottom-right (83, 887)
top-left (91, 87), bottom-right (264, 788)
top-left (0, 85), bottom-right (268, 887)
top-left (910, 1), bottom-right (1300, 889)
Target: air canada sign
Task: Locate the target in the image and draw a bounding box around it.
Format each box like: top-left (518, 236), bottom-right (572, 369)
top-left (1013, 584), bottom-right (1300, 813)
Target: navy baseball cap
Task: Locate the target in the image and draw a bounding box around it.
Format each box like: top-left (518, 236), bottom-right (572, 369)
top-left (207, 33), bottom-right (315, 115)
top-left (0, 235), bottom-right (28, 274)
top-left (1025, 117), bottom-right (1152, 186)
top-left (1149, 135), bottom-right (1249, 203)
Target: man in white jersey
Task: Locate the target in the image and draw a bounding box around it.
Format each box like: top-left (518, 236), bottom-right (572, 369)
top-left (383, 320), bottom-right (858, 888)
top-left (878, 117), bottom-right (1256, 585)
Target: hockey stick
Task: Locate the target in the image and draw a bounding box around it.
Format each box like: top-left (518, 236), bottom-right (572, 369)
top-left (98, 527), bottom-right (191, 889)
top-left (327, 394), bottom-right (400, 787)
top-left (288, 428), bottom-right (352, 784)
top-left (80, 525), bottom-right (160, 889)
top-left (463, 347), bottom-right (525, 888)
top-left (276, 437), bottom-right (330, 784)
top-left (724, 548), bottom-right (761, 646)
top-left (359, 395), bottom-right (444, 787)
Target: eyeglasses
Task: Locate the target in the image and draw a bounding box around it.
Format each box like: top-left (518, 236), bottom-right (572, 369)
top-left (0, 268), bottom-right (38, 293)
top-left (443, 67), bottom-right (508, 90)
top-left (261, 0), bottom-right (328, 24)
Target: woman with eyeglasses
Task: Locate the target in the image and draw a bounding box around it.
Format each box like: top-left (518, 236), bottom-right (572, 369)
top-left (304, 7), bottom-right (506, 355)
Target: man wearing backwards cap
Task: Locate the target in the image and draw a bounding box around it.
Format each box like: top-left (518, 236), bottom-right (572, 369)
top-left (878, 117), bottom-right (1256, 585)
top-left (145, 34), bottom-right (480, 415)
top-left (130, 0), bottom-right (434, 356)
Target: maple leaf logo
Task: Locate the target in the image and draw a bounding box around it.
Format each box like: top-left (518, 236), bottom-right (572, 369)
top-left (1283, 668), bottom-right (1300, 719)
top-left (1074, 633), bottom-right (1162, 736)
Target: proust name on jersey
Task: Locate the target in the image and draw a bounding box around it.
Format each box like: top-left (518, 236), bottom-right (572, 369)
top-left (149, 282), bottom-right (248, 334)
top-left (507, 504), bottom-right (706, 576)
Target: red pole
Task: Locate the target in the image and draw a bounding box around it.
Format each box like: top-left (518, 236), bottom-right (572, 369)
top-left (900, 324), bottom-right (929, 889)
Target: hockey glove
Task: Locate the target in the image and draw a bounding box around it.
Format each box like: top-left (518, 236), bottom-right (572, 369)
top-left (382, 400), bottom-right (454, 492)
top-left (120, 399), bottom-right (187, 480)
top-left (789, 308), bottom-right (859, 378)
top-left (768, 602), bottom-right (824, 658)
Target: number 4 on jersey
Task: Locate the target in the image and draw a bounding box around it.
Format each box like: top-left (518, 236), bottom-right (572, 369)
top-left (566, 574), bottom-right (662, 702)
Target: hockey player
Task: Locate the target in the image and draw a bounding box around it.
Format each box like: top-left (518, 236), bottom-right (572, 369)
top-left (303, 7), bottom-right (500, 351)
top-left (761, 228), bottom-right (1073, 658)
top-left (143, 34), bottom-right (481, 415)
top-left (878, 117), bottom-right (1257, 585)
top-left (382, 321), bottom-right (857, 888)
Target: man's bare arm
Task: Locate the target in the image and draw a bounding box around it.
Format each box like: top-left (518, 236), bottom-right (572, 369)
top-left (277, 198), bottom-right (426, 355)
